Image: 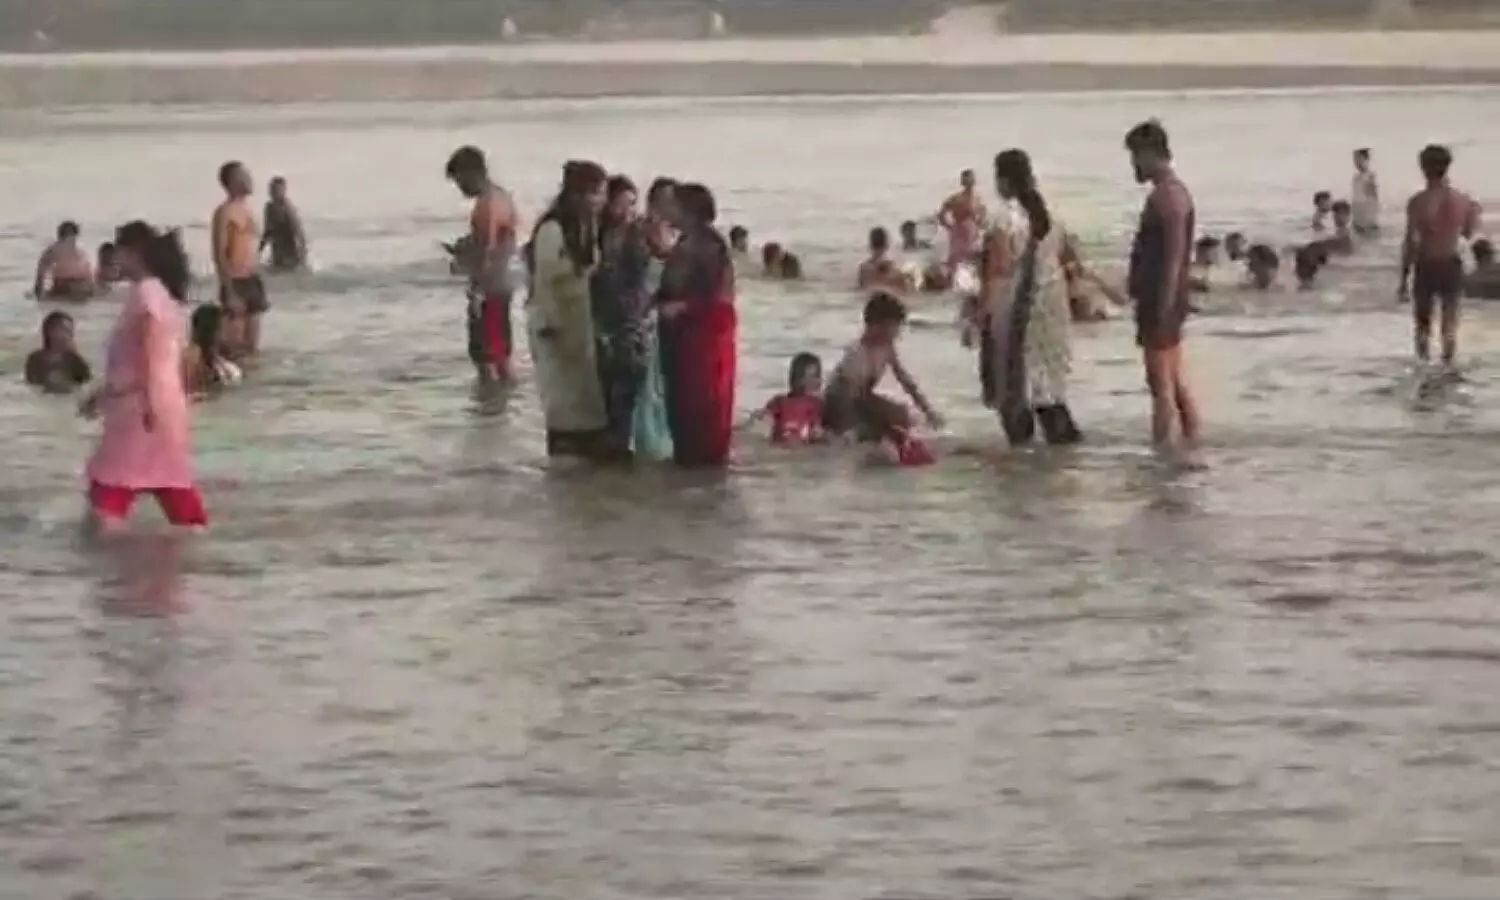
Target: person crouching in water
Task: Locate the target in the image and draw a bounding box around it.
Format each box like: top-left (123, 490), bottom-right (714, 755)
top-left (183, 305), bottom-right (243, 394)
top-left (822, 292), bottom-right (941, 464)
top-left (79, 222), bottom-right (207, 533)
top-left (745, 352), bottom-right (825, 445)
top-left (857, 226), bottom-right (914, 293)
top-left (25, 311), bottom-right (92, 393)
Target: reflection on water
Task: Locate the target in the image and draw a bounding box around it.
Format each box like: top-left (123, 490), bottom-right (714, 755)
top-left (2, 90), bottom-right (1500, 899)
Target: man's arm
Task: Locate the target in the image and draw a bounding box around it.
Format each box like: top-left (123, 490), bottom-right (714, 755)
top-left (31, 247), bottom-right (51, 297)
top-left (1157, 183), bottom-right (1189, 307)
top-left (211, 205), bottom-right (233, 290)
top-left (936, 195), bottom-right (955, 230)
top-left (1400, 195), bottom-right (1418, 293)
top-left (891, 352), bottom-right (939, 425)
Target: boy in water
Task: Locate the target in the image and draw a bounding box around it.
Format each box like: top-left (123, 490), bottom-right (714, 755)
top-left (260, 176), bottom-right (308, 271)
top-left (32, 221), bottom-right (95, 300)
top-left (1351, 148), bottom-right (1380, 236)
top-left (857, 226), bottom-right (914, 293)
top-left (445, 145), bottom-right (520, 382)
top-left (1312, 191), bottom-right (1333, 232)
top-left (822, 292), bottom-right (941, 463)
top-left (1400, 143), bottom-right (1480, 368)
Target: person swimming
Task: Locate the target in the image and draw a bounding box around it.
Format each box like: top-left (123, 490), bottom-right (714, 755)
top-left (899, 219), bottom-right (930, 253)
top-left (1224, 231), bottom-right (1248, 263)
top-left (1312, 190), bottom-right (1333, 231)
top-left (822, 292), bottom-right (942, 460)
top-left (25, 310), bottom-right (91, 393)
top-left (182, 304), bottom-right (243, 394)
top-left (729, 225), bottom-right (750, 256)
top-left (1293, 243), bottom-right (1327, 291)
top-left (857, 226), bottom-right (914, 293)
top-left (32, 221), bottom-right (96, 301)
top-left (745, 352), bottom-right (825, 445)
top-left (1246, 243), bottom-right (1280, 290)
top-left (761, 241), bottom-right (784, 277)
top-left (1190, 234), bottom-right (1221, 292)
top-left (260, 175), bottom-right (309, 272)
top-left (779, 252), bottom-right (803, 281)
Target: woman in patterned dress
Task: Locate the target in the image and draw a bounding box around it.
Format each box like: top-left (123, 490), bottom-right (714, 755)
top-left (979, 149), bottom-right (1083, 447)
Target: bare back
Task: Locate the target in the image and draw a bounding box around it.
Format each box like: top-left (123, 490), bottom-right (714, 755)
top-left (1406, 185), bottom-right (1479, 262)
top-left (469, 184), bottom-right (518, 293)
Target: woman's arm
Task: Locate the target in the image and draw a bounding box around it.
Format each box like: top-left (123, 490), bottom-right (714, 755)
top-left (980, 227), bottom-right (1015, 314)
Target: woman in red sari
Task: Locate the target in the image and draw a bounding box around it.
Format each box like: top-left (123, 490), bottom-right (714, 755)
top-left (657, 183), bottom-right (738, 467)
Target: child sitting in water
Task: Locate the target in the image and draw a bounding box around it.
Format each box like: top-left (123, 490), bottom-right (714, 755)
top-left (25, 310), bottom-right (91, 393)
top-left (745, 352), bottom-right (826, 445)
top-left (823, 292), bottom-right (941, 465)
top-left (182, 304), bottom-right (242, 394)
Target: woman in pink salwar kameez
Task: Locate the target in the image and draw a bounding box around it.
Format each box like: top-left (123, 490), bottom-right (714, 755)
top-left (81, 221), bottom-right (206, 531)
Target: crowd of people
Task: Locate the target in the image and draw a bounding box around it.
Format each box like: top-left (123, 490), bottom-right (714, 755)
top-left (17, 116), bottom-right (1491, 533)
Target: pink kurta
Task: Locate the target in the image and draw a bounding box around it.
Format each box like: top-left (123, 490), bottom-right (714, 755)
top-left (85, 277), bottom-right (195, 490)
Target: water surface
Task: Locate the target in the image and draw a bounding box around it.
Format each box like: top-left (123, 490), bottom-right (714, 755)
top-left (3, 89), bottom-right (1500, 900)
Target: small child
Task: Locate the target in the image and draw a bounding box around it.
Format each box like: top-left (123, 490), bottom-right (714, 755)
top-left (823, 292), bottom-right (941, 465)
top-left (182, 304), bottom-right (242, 394)
top-left (25, 311), bottom-right (92, 393)
top-left (746, 352), bottom-right (825, 445)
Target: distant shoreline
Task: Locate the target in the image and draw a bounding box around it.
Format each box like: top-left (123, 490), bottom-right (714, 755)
top-left (2, 31), bottom-right (1497, 108)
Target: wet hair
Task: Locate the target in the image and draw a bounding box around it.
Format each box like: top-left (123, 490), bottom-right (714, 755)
top-left (1195, 235), bottom-right (1221, 251)
top-left (1124, 119), bottom-right (1171, 160)
top-left (1226, 230), bottom-right (1246, 244)
top-left (190, 304), bottom-right (224, 367)
top-left (1247, 243), bottom-right (1280, 269)
top-left (1474, 238), bottom-right (1494, 266)
top-left (787, 352), bottom-right (822, 394)
top-left (269, 175), bottom-right (287, 190)
top-left (1313, 190), bottom-right (1332, 205)
top-left (444, 145), bottom-right (486, 181)
top-left (1293, 244), bottom-right (1322, 284)
top-left (863, 291), bottom-right (908, 327)
top-left (869, 226), bottom-right (890, 251)
top-left (762, 242), bottom-right (783, 268)
top-left (993, 148), bottom-right (1051, 241)
top-left (97, 241), bottom-right (115, 259)
top-left (899, 220), bottom-right (917, 234)
top-left (56, 220), bottom-right (79, 240)
top-left (1419, 144), bottom-right (1452, 181)
top-left (1331, 199), bottom-right (1351, 216)
top-left (40, 310), bottom-right (72, 349)
top-left (779, 252), bottom-right (802, 280)
top-left (646, 177), bottom-right (677, 210)
top-left (529, 159), bottom-right (607, 273)
top-left (217, 160), bottom-right (243, 189)
top-left (114, 220), bottom-right (192, 302)
top-left (1354, 147), bottom-right (1371, 161)
top-left (674, 182), bottom-right (717, 226)
top-left (728, 225), bottom-right (748, 244)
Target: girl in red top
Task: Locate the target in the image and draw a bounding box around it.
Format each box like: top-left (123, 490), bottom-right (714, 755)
top-left (747, 352), bottom-right (825, 445)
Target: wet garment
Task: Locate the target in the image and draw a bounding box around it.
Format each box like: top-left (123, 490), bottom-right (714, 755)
top-left (1412, 255), bottom-right (1464, 332)
top-left (658, 227), bottom-right (737, 467)
top-left (1128, 188), bottom-right (1195, 350)
top-left (592, 220), bottom-right (656, 448)
top-left (86, 277), bottom-right (202, 521)
top-left (466, 292), bottom-right (512, 370)
top-left (767, 393), bottom-right (823, 444)
top-left (25, 349), bottom-right (91, 393)
top-left (220, 274), bottom-right (269, 315)
top-left (527, 219), bottom-right (608, 456)
top-left (263, 200), bottom-right (304, 270)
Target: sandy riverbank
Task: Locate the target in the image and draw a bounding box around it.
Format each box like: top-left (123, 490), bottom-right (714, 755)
top-left (2, 31), bottom-right (1498, 107)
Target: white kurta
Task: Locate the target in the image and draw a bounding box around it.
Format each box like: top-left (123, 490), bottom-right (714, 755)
top-left (526, 221), bottom-right (607, 434)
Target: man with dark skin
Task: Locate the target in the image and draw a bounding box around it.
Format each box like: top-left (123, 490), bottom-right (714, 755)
top-left (445, 145), bottom-right (520, 383)
top-left (1399, 143), bottom-right (1481, 369)
top-left (1124, 120), bottom-right (1201, 452)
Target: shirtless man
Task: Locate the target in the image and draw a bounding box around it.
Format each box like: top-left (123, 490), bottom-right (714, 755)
top-left (212, 161), bottom-right (267, 355)
top-left (445, 145), bottom-right (519, 383)
top-left (32, 221), bottom-right (95, 301)
top-left (1351, 148), bottom-right (1380, 236)
top-left (1399, 144), bottom-right (1480, 368)
top-left (856, 226), bottom-right (914, 293)
top-left (1125, 120), bottom-right (1201, 451)
top-left (260, 176), bottom-right (308, 272)
top-left (936, 169), bottom-right (987, 272)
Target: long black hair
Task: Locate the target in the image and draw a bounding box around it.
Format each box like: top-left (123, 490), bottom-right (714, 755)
top-left (993, 149), bottom-right (1051, 242)
top-left (190, 304), bottom-right (224, 367)
top-left (115, 220), bottom-right (192, 302)
top-left (528, 159), bottom-right (607, 273)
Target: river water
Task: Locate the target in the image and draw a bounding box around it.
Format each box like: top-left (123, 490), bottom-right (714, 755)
top-left (2, 88), bottom-right (1500, 900)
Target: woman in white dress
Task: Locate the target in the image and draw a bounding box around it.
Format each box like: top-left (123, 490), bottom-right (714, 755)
top-left (979, 148), bottom-right (1082, 446)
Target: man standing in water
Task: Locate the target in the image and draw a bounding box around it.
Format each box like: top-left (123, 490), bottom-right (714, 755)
top-left (260, 176), bottom-right (308, 272)
top-left (1125, 120), bottom-right (1201, 451)
top-left (1399, 143), bottom-right (1480, 370)
top-left (936, 168), bottom-right (986, 273)
top-left (1351, 147), bottom-right (1380, 236)
top-left (445, 145), bottom-right (519, 383)
top-left (212, 161), bottom-right (267, 355)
